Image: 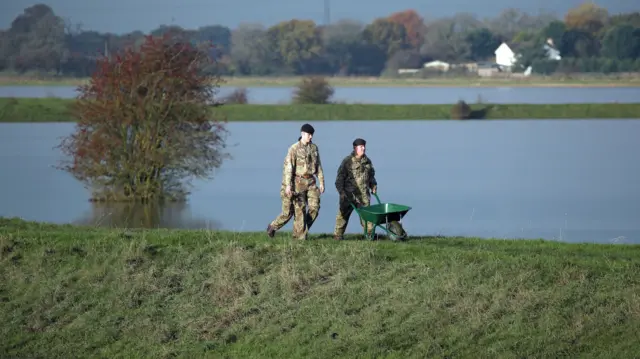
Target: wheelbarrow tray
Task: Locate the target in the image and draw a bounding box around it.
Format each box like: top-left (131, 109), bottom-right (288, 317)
top-left (357, 203), bottom-right (411, 225)
top-left (348, 193), bottom-right (411, 240)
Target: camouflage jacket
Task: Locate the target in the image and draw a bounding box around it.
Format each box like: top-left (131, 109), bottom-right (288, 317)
top-left (282, 140), bottom-right (325, 188)
top-left (335, 152), bottom-right (377, 198)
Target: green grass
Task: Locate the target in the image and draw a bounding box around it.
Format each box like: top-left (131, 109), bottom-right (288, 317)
top-left (1, 97), bottom-right (640, 122)
top-left (1, 217), bottom-right (639, 358)
top-left (2, 74), bottom-right (640, 87)
top-left (214, 103), bottom-right (640, 121)
top-left (0, 97), bottom-right (74, 122)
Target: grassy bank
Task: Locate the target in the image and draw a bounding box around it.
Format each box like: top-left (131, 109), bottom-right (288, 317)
top-left (1, 97), bottom-right (640, 122)
top-left (2, 74), bottom-right (640, 88)
top-left (1, 217), bottom-right (639, 357)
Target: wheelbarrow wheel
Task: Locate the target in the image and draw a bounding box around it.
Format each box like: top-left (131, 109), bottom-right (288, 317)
top-left (386, 221), bottom-right (407, 241)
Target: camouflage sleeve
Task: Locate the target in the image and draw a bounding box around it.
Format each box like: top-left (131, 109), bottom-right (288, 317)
top-left (282, 145), bottom-right (296, 187)
top-left (316, 147), bottom-right (325, 188)
top-left (369, 160), bottom-right (377, 188)
top-left (335, 157), bottom-right (347, 194)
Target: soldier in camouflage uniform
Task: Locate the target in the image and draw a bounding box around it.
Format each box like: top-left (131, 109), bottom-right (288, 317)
top-left (333, 138), bottom-right (377, 240)
top-left (267, 123), bottom-right (325, 240)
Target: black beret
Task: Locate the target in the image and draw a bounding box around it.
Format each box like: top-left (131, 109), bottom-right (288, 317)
top-left (300, 123), bottom-right (315, 135)
top-left (353, 138), bottom-right (366, 147)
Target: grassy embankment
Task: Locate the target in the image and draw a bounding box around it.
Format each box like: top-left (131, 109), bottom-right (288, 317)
top-left (1, 97), bottom-right (640, 122)
top-left (1, 217), bottom-right (639, 357)
top-left (2, 74), bottom-right (640, 87)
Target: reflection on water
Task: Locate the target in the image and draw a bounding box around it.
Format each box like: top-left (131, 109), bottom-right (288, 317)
top-left (73, 201), bottom-right (223, 229)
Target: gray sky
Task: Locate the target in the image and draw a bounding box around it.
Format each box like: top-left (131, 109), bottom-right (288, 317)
top-left (2, 0), bottom-right (637, 34)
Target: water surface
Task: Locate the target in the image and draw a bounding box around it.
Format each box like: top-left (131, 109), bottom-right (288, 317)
top-left (1, 120), bottom-right (639, 244)
top-left (1, 85), bottom-right (639, 104)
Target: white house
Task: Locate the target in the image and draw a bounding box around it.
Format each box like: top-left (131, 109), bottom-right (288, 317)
top-left (397, 68), bottom-right (420, 74)
top-left (494, 42), bottom-right (517, 69)
top-left (423, 60), bottom-right (450, 71)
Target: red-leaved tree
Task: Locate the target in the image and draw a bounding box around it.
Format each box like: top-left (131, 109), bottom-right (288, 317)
top-left (387, 10), bottom-right (426, 48)
top-left (57, 33), bottom-right (229, 202)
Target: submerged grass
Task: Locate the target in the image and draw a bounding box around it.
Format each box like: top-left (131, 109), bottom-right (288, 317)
top-left (1, 97), bottom-right (640, 122)
top-left (1, 217), bottom-right (639, 358)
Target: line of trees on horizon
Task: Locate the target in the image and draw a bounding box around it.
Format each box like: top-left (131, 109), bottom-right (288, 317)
top-left (0, 2), bottom-right (639, 78)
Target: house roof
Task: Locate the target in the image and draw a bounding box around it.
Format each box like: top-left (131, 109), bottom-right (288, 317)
top-left (424, 60), bottom-right (449, 66)
top-left (494, 42), bottom-right (514, 55)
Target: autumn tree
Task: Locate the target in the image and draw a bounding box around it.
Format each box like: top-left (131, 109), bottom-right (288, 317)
top-left (57, 33), bottom-right (229, 202)
top-left (362, 18), bottom-right (410, 57)
top-left (387, 10), bottom-right (426, 48)
top-left (564, 1), bottom-right (609, 35)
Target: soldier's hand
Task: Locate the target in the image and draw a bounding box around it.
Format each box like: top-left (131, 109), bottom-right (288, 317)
top-left (319, 184), bottom-right (325, 194)
top-left (371, 185), bottom-right (377, 194)
top-left (285, 185), bottom-right (292, 197)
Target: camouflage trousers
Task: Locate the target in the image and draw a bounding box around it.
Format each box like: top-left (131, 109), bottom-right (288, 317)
top-left (333, 194), bottom-right (374, 238)
top-left (270, 177), bottom-right (321, 240)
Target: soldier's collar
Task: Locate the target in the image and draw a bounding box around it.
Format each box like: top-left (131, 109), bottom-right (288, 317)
top-left (351, 151), bottom-right (366, 161)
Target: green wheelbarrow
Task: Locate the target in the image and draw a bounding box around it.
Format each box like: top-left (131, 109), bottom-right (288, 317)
top-left (350, 192), bottom-right (411, 241)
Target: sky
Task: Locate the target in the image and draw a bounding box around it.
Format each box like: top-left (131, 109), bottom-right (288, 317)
top-left (1, 0), bottom-right (637, 34)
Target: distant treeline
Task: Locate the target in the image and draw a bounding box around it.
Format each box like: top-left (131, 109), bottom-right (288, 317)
top-left (1, 3), bottom-right (639, 78)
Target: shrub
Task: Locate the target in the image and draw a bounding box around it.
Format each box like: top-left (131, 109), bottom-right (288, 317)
top-left (292, 76), bottom-right (334, 104)
top-left (450, 100), bottom-right (472, 119)
top-left (221, 87), bottom-right (249, 104)
top-left (56, 33), bottom-right (230, 202)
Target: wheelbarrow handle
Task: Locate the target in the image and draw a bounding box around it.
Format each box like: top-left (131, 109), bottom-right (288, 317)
top-left (349, 191), bottom-right (381, 210)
